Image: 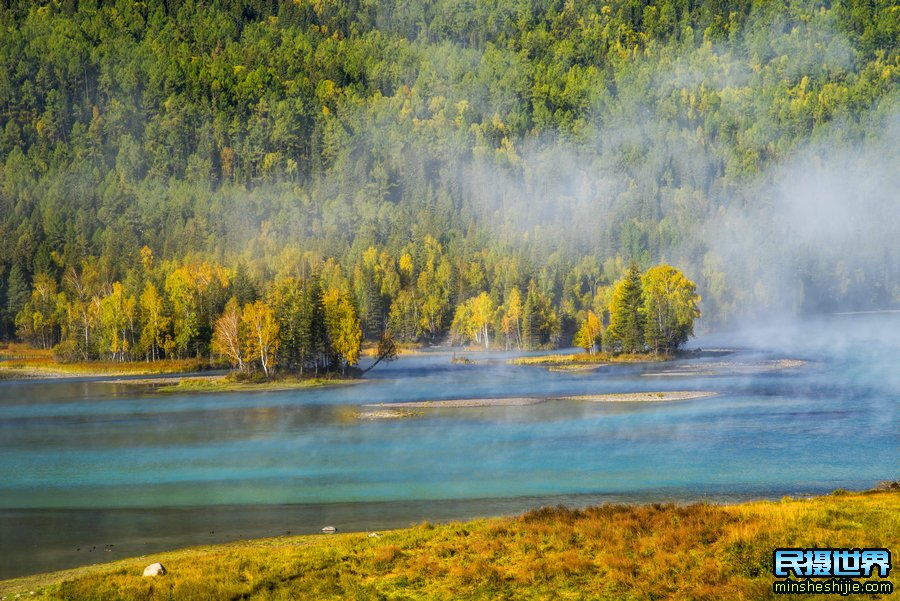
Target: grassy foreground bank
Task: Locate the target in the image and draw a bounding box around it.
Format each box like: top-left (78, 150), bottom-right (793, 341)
top-left (2, 490), bottom-right (897, 600)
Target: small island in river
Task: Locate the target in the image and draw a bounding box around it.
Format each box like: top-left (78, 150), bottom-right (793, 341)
top-left (130, 373), bottom-right (362, 394)
top-left (509, 351), bottom-right (670, 368)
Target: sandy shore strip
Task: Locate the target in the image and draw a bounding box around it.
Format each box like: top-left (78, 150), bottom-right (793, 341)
top-left (365, 397), bottom-right (545, 408)
top-left (364, 392), bottom-right (717, 408)
top-left (554, 391), bottom-right (718, 403)
top-left (353, 409), bottom-right (420, 419)
top-left (642, 371), bottom-right (716, 377)
top-left (767, 359), bottom-right (807, 369)
top-left (547, 364), bottom-right (605, 372)
top-left (643, 359), bottom-right (807, 377)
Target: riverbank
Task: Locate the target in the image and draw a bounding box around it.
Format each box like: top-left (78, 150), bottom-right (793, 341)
top-left (0, 344), bottom-right (360, 392)
top-left (0, 344), bottom-right (205, 379)
top-left (2, 488), bottom-right (896, 599)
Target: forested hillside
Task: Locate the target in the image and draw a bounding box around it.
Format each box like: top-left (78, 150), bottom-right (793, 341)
top-left (1, 0), bottom-right (897, 349)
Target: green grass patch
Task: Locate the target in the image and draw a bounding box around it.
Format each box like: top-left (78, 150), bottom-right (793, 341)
top-left (3, 490), bottom-right (896, 600)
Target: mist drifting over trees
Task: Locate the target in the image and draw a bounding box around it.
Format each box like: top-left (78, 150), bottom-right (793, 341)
top-left (0, 0), bottom-right (897, 347)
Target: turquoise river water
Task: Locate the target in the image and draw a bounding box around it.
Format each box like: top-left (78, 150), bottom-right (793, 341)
top-left (0, 314), bottom-right (897, 579)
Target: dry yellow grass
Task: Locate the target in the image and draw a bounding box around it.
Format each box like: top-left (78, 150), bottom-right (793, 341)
top-left (153, 374), bottom-right (360, 393)
top-left (2, 490), bottom-right (896, 600)
top-left (510, 352), bottom-right (671, 366)
top-left (0, 344), bottom-right (205, 379)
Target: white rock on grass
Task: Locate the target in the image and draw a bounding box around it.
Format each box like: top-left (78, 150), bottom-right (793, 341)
top-left (142, 562), bottom-right (167, 577)
top-left (321, 526), bottom-right (337, 534)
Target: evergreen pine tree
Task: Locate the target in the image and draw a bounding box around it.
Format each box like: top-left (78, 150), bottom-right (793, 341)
top-left (6, 264), bottom-right (31, 332)
top-left (300, 275), bottom-right (328, 374)
top-left (605, 262), bottom-right (645, 353)
top-left (231, 262), bottom-right (258, 306)
top-left (270, 279), bottom-right (303, 372)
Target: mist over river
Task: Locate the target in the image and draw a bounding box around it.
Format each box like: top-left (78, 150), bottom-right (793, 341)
top-left (1, 313), bottom-right (896, 579)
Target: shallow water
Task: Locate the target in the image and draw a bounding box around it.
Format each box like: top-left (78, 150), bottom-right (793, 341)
top-left (1, 314), bottom-right (897, 579)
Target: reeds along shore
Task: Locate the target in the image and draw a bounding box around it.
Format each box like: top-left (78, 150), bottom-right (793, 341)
top-left (3, 489), bottom-right (897, 600)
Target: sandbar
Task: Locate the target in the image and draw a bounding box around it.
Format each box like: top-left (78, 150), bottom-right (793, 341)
top-left (554, 391), bottom-right (718, 403)
top-left (365, 397), bottom-right (545, 408)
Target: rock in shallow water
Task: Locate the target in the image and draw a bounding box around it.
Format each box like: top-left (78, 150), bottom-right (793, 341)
top-left (142, 562), bottom-right (166, 577)
top-left (321, 526), bottom-right (337, 534)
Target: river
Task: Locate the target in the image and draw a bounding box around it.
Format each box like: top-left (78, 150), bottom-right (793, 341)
top-left (0, 313), bottom-right (896, 579)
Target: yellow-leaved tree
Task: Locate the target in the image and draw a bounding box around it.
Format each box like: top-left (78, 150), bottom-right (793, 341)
top-left (323, 288), bottom-right (362, 374)
top-left (212, 297), bottom-right (244, 372)
top-left (241, 300), bottom-right (280, 378)
top-left (573, 310), bottom-right (603, 354)
top-left (641, 265), bottom-right (701, 354)
top-left (99, 282), bottom-right (136, 361)
top-left (139, 282), bottom-right (169, 361)
top-left (503, 287), bottom-right (523, 350)
top-left (450, 292), bottom-right (495, 349)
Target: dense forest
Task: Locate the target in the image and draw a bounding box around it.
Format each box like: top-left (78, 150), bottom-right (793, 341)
top-left (1, 0), bottom-right (898, 356)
